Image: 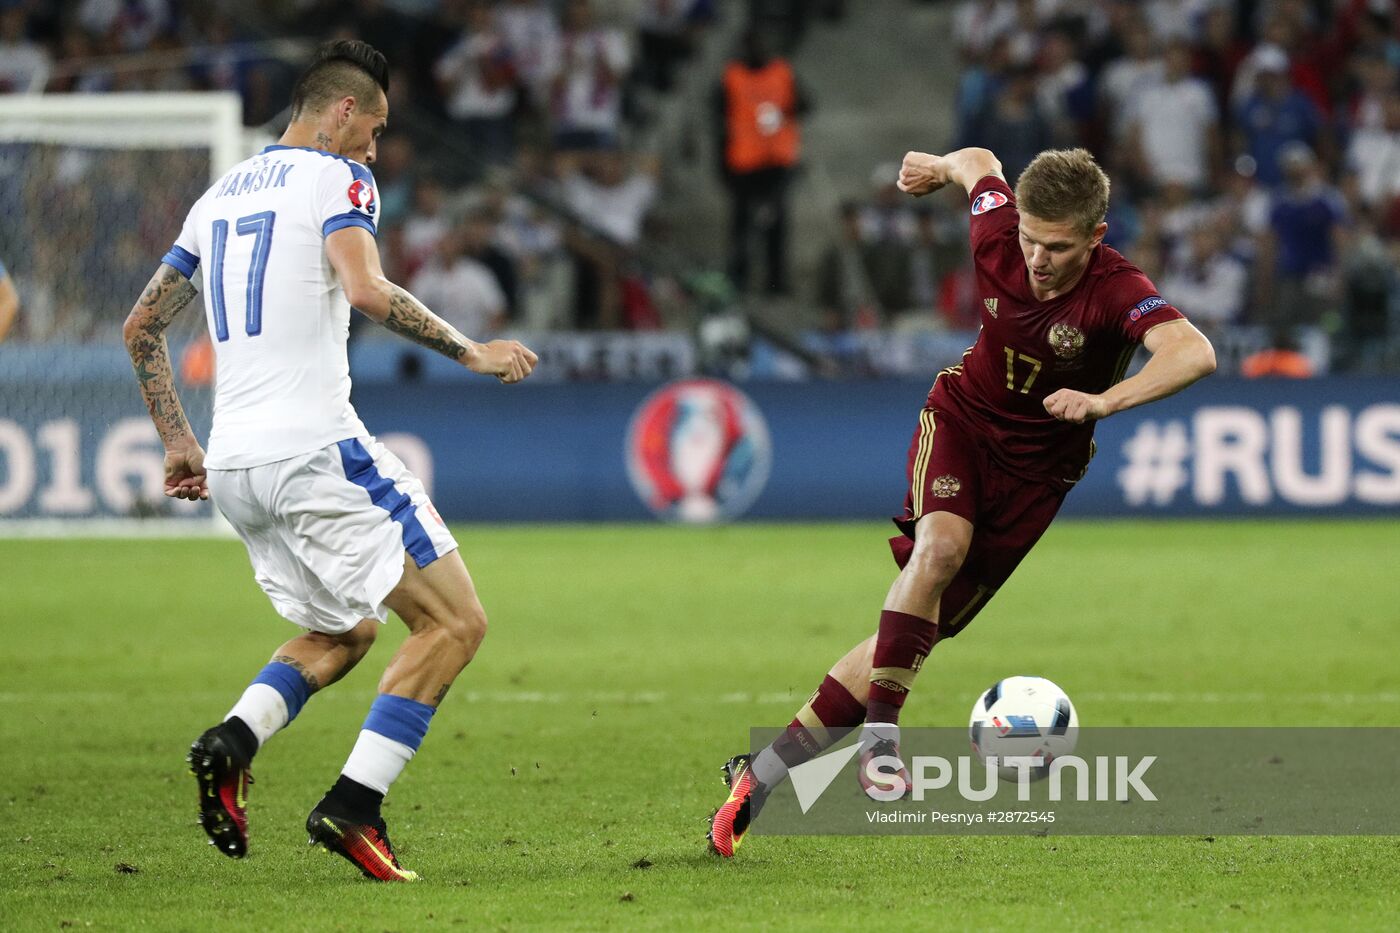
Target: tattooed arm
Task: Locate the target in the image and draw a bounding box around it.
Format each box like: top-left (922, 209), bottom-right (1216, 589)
top-left (324, 226), bottom-right (537, 383)
top-left (122, 263), bottom-right (209, 500)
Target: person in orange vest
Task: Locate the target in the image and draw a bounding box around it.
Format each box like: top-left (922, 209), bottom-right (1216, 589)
top-left (715, 29), bottom-right (809, 295)
top-left (1240, 327), bottom-right (1315, 378)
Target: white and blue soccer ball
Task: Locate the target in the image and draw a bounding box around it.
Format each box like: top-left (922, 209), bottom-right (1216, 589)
top-left (968, 675), bottom-right (1078, 782)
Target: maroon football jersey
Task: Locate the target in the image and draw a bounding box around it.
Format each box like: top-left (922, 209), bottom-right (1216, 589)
top-left (928, 175), bottom-right (1186, 484)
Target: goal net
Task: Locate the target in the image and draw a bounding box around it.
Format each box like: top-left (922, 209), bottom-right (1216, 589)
top-left (0, 93), bottom-right (247, 534)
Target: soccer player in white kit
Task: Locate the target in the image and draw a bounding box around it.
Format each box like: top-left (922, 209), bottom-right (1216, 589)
top-left (121, 40), bottom-right (537, 882)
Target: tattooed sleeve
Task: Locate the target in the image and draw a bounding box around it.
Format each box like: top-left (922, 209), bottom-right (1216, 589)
top-left (123, 263), bottom-right (199, 447)
top-left (378, 283), bottom-right (470, 362)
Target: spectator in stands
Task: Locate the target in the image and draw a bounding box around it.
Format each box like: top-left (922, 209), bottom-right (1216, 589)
top-left (408, 218), bottom-right (509, 340)
top-left (0, 257), bottom-right (18, 344)
top-left (1343, 48), bottom-right (1395, 134)
top-left (1252, 8), bottom-right (1331, 117)
top-left (962, 64), bottom-right (1052, 183)
top-left (910, 202), bottom-right (970, 327)
top-left (547, 0), bottom-right (631, 153)
top-left (953, 0), bottom-right (1015, 63)
top-left (1143, 0), bottom-right (1205, 43)
top-left (820, 176), bottom-right (968, 332)
top-left (857, 164), bottom-right (918, 246)
top-left (559, 149), bottom-right (660, 327)
top-left (1346, 89), bottom-right (1400, 212)
top-left (481, 181), bottom-right (569, 330)
top-left (189, 13), bottom-right (245, 94)
top-left (1098, 15), bottom-right (1164, 150)
top-left (953, 34), bottom-right (1011, 148)
top-left (1157, 217), bottom-right (1249, 339)
top-left (1256, 142), bottom-right (1347, 329)
top-left (1001, 0), bottom-right (1044, 65)
top-left (559, 150), bottom-right (659, 248)
top-left (336, 0), bottom-right (415, 66)
top-left (817, 201), bottom-right (885, 332)
top-left (0, 5), bottom-right (50, 93)
top-left (635, 0), bottom-right (713, 93)
top-left (1349, 4), bottom-right (1400, 68)
top-left (1195, 3), bottom-right (1248, 117)
top-left (715, 28), bottom-right (808, 295)
top-left (435, 0), bottom-right (519, 167)
top-left (1336, 207), bottom-right (1396, 370)
top-left (1035, 26), bottom-right (1092, 146)
top-left (1210, 159), bottom-right (1272, 261)
top-left (462, 202), bottom-right (520, 318)
top-left (497, 0), bottom-right (561, 107)
top-left (1129, 37), bottom-right (1220, 192)
top-left (77, 0), bottom-right (168, 52)
top-left (402, 178), bottom-right (452, 274)
top-left (1101, 172), bottom-right (1145, 253)
top-left (373, 136), bottom-right (416, 226)
top-left (1233, 44), bottom-right (1326, 187)
top-left (860, 166), bottom-right (931, 313)
top-left (46, 25), bottom-right (111, 93)
top-left (1079, 0), bottom-right (1132, 79)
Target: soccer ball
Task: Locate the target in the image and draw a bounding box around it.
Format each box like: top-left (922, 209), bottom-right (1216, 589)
top-left (968, 675), bottom-right (1078, 782)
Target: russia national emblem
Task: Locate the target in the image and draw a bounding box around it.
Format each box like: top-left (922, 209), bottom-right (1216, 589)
top-left (931, 474), bottom-right (961, 498)
top-left (1047, 323), bottom-right (1086, 359)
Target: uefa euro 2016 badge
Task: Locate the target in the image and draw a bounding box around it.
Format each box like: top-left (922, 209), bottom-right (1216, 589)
top-left (625, 379), bottom-right (772, 524)
top-left (347, 179), bottom-right (376, 216)
top-left (970, 190), bottom-right (1009, 215)
top-left (1047, 323), bottom-right (1086, 360)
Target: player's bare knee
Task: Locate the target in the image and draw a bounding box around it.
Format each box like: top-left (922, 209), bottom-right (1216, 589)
top-left (908, 536), bottom-right (967, 587)
top-left (440, 601), bottom-right (487, 655)
top-left (340, 620), bottom-right (378, 657)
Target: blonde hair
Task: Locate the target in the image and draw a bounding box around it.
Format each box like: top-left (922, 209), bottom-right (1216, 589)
top-left (1014, 149), bottom-right (1111, 236)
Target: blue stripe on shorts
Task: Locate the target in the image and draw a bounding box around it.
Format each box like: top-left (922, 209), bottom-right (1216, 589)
top-left (336, 439), bottom-right (440, 568)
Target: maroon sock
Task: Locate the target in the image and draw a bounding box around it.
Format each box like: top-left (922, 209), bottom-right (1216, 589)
top-left (770, 675), bottom-right (865, 768)
top-left (866, 610), bottom-right (937, 725)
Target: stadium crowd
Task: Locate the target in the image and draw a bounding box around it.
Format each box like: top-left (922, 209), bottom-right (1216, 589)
top-left (0, 0), bottom-right (719, 342)
top-left (1, 0), bottom-right (1396, 374)
top-left (823, 0), bottom-right (1400, 373)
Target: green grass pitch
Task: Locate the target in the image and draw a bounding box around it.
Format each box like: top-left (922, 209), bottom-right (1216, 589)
top-left (3, 520), bottom-right (1399, 930)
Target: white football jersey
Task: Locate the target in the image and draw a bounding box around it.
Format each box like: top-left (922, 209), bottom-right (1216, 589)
top-left (163, 145), bottom-right (381, 469)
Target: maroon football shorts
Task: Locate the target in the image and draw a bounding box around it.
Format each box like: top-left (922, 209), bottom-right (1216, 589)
top-left (888, 406), bottom-right (1067, 639)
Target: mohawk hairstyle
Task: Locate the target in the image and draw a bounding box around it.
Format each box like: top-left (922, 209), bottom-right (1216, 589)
top-left (290, 40), bottom-right (389, 120)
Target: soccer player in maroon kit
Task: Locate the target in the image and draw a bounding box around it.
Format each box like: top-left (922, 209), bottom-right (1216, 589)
top-left (708, 146), bottom-right (1218, 856)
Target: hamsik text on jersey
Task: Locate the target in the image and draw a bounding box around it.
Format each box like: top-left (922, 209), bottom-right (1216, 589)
top-left (161, 145), bottom-right (381, 470)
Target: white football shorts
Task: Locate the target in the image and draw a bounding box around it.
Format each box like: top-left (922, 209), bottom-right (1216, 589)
top-left (207, 435), bottom-right (459, 634)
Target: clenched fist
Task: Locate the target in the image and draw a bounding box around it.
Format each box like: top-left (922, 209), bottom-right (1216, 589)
top-left (1043, 388), bottom-right (1112, 424)
top-left (468, 339), bottom-right (539, 384)
top-left (896, 151), bottom-right (950, 197)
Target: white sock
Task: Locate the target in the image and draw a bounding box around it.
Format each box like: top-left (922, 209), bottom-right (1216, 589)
top-left (340, 729), bottom-right (416, 795)
top-left (225, 683), bottom-right (290, 748)
top-left (861, 721), bottom-right (900, 747)
top-left (750, 746), bottom-right (790, 788)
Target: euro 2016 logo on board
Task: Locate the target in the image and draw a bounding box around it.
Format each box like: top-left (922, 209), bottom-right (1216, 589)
top-left (626, 379), bottom-right (772, 523)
